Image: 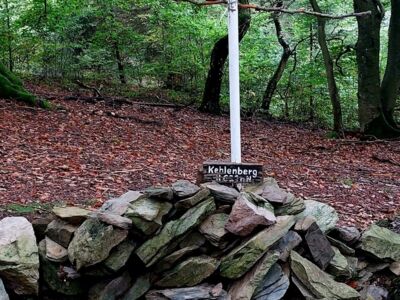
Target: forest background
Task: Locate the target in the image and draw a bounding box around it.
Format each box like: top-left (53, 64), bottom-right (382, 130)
top-left (0, 0), bottom-right (399, 135)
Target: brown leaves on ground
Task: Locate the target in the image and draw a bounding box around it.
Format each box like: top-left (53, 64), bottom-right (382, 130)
top-left (0, 94), bottom-right (399, 228)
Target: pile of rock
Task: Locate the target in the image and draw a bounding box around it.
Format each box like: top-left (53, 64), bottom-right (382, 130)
top-left (0, 178), bottom-right (399, 300)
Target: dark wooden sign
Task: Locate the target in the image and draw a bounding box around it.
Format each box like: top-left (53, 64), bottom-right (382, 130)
top-left (202, 161), bottom-right (263, 184)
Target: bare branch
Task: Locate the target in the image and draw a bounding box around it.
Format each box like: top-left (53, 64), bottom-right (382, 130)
top-left (176, 0), bottom-right (226, 6)
top-left (177, 0), bottom-right (371, 19)
top-left (239, 4), bottom-right (371, 19)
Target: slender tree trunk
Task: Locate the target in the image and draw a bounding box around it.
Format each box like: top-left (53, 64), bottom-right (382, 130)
top-left (200, 0), bottom-right (251, 114)
top-left (310, 0), bottom-right (344, 134)
top-left (4, 0), bottom-right (13, 72)
top-left (354, 0), bottom-right (384, 132)
top-left (261, 16), bottom-right (291, 112)
top-left (114, 42), bottom-right (126, 84)
top-left (309, 23), bottom-right (315, 121)
top-left (381, 0), bottom-right (400, 124)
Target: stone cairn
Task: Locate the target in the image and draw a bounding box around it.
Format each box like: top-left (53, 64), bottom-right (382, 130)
top-left (0, 178), bottom-right (399, 300)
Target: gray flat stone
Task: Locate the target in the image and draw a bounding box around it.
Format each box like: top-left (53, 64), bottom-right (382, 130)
top-left (146, 284), bottom-right (229, 300)
top-left (45, 218), bottom-right (78, 248)
top-left (0, 217), bottom-right (39, 296)
top-left (52, 206), bottom-right (91, 224)
top-left (252, 263), bottom-right (290, 300)
top-left (122, 274), bottom-right (151, 300)
top-left (244, 178), bottom-right (277, 194)
top-left (290, 251), bottom-right (359, 300)
top-left (225, 192), bottom-right (276, 237)
top-left (274, 195), bottom-right (305, 216)
top-left (0, 278), bottom-right (9, 300)
top-left (103, 239), bottom-right (136, 273)
top-left (144, 186), bottom-right (174, 201)
top-left (155, 246), bottom-right (198, 273)
top-left (68, 218), bottom-right (128, 270)
top-left (327, 247), bottom-right (351, 279)
top-left (125, 197), bottom-right (172, 222)
top-left (294, 216), bottom-right (316, 232)
top-left (202, 182), bottom-right (239, 203)
top-left (125, 199), bottom-right (172, 235)
top-left (89, 212), bottom-right (132, 230)
top-left (228, 251), bottom-right (279, 300)
top-left (220, 215), bottom-right (296, 279)
top-left (296, 199), bottom-right (339, 232)
top-left (254, 178), bottom-right (291, 205)
top-left (327, 236), bottom-right (355, 256)
top-left (330, 226), bottom-right (361, 244)
top-left (155, 256), bottom-right (219, 288)
top-left (88, 272), bottom-right (131, 300)
top-left (360, 224), bottom-right (400, 261)
top-left (305, 222), bottom-right (335, 270)
top-left (390, 261), bottom-right (400, 276)
top-left (101, 191), bottom-right (144, 215)
top-left (359, 285), bottom-right (388, 300)
top-left (270, 230), bottom-right (302, 262)
top-left (136, 198), bottom-right (216, 266)
top-left (172, 180), bottom-right (200, 198)
top-left (45, 236), bottom-right (68, 262)
top-left (199, 213), bottom-right (230, 247)
top-left (175, 188), bottom-right (211, 210)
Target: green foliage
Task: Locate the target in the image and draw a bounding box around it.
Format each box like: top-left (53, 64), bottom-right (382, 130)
top-left (0, 0), bottom-right (394, 129)
top-left (2, 202), bottom-right (51, 214)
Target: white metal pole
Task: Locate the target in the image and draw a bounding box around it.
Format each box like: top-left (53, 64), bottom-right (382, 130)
top-left (228, 0), bottom-right (241, 163)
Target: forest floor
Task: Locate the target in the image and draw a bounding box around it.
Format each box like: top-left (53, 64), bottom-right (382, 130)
top-left (0, 84), bottom-right (399, 228)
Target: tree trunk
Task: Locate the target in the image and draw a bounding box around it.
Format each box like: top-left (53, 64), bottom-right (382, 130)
top-left (381, 0), bottom-right (400, 125)
top-left (4, 0), bottom-right (13, 72)
top-left (354, 0), bottom-right (395, 137)
top-left (310, 0), bottom-right (344, 134)
top-left (309, 23), bottom-right (315, 121)
top-left (261, 17), bottom-right (291, 112)
top-left (114, 42), bottom-right (127, 85)
top-left (200, 0), bottom-right (251, 114)
top-left (354, 0), bottom-right (400, 137)
top-left (44, 0), bottom-right (48, 17)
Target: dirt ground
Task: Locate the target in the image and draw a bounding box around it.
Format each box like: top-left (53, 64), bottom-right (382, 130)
top-left (1, 92), bottom-right (399, 228)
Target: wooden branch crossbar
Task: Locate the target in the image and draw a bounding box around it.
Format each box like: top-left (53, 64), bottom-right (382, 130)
top-left (178, 0), bottom-right (371, 19)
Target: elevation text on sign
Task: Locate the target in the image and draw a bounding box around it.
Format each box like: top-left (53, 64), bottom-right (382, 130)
top-left (203, 162), bottom-right (263, 184)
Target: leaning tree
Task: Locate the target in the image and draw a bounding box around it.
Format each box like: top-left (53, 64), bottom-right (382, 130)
top-left (199, 0), bottom-right (251, 114)
top-left (180, 0), bottom-right (370, 134)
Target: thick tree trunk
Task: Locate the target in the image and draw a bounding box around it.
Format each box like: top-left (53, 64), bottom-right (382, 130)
top-left (310, 0), bottom-right (344, 134)
top-left (261, 17), bottom-right (291, 112)
top-left (381, 0), bottom-right (400, 124)
top-left (200, 0), bottom-right (251, 114)
top-left (354, 0), bottom-right (399, 137)
top-left (199, 35), bottom-right (228, 114)
top-left (114, 42), bottom-right (127, 85)
top-left (354, 0), bottom-right (383, 132)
